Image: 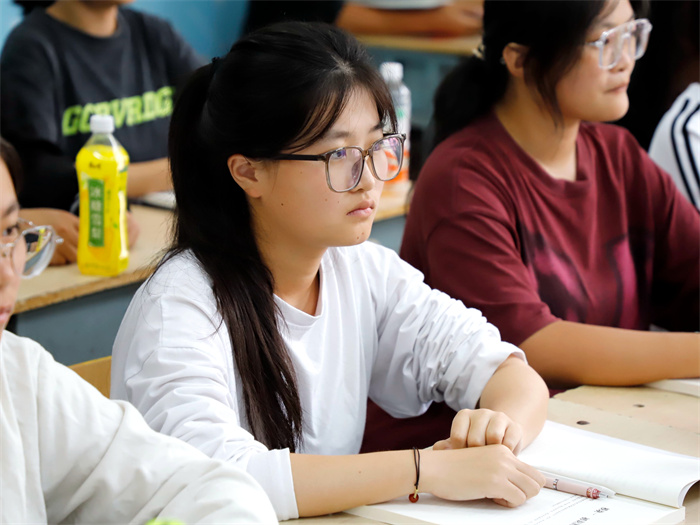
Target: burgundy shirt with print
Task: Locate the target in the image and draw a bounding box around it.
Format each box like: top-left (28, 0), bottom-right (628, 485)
top-left (401, 113), bottom-right (700, 346)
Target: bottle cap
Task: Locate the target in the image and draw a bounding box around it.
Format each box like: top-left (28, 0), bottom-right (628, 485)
top-left (89, 114), bottom-right (115, 134)
top-left (380, 62), bottom-right (403, 84)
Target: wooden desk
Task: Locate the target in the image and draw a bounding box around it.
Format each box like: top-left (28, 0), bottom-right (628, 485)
top-left (15, 205), bottom-right (172, 314)
top-left (288, 388), bottom-right (700, 524)
top-left (551, 387), bottom-right (700, 524)
top-left (9, 185), bottom-right (411, 366)
top-left (357, 34), bottom-right (480, 56)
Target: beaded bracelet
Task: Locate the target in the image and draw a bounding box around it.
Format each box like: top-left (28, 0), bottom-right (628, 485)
top-left (409, 447), bottom-right (420, 503)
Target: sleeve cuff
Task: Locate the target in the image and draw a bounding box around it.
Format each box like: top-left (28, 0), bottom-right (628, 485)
top-left (246, 448), bottom-right (298, 520)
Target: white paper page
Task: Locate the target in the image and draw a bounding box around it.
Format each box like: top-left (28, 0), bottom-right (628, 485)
top-left (646, 378), bottom-right (700, 398)
top-left (348, 491), bottom-right (684, 525)
top-left (518, 421), bottom-right (700, 507)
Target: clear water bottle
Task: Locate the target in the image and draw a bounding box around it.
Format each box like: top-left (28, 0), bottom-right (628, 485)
top-left (380, 62), bottom-right (411, 188)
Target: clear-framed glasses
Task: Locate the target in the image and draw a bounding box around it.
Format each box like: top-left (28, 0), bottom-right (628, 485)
top-left (271, 133), bottom-right (406, 193)
top-left (0, 218), bottom-right (63, 278)
top-left (586, 18), bottom-right (652, 70)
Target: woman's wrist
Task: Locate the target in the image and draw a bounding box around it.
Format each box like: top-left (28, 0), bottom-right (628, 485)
top-left (416, 448), bottom-right (438, 495)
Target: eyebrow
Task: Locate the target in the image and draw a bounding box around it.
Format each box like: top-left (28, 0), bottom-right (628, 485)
top-left (2, 202), bottom-right (19, 219)
top-left (323, 122), bottom-right (384, 141)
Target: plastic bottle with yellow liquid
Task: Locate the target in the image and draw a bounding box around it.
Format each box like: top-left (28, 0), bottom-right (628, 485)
top-left (76, 114), bottom-right (129, 276)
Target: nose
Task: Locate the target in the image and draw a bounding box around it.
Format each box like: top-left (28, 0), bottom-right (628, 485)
top-left (614, 35), bottom-right (635, 70)
top-left (0, 246), bottom-right (16, 286)
top-left (353, 154), bottom-right (377, 192)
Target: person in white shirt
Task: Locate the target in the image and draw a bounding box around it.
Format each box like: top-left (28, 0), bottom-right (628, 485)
top-left (0, 137), bottom-right (276, 524)
top-left (111, 21), bottom-right (549, 521)
top-left (649, 83), bottom-right (700, 210)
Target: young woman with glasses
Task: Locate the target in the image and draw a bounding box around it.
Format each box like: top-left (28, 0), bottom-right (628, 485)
top-left (110, 22), bottom-right (549, 520)
top-left (402, 0), bottom-right (699, 390)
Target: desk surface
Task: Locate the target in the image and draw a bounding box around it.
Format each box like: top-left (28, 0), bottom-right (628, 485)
top-left (287, 386), bottom-right (700, 524)
top-left (14, 205), bottom-right (172, 314)
top-left (14, 184), bottom-right (411, 314)
top-left (357, 34), bottom-right (480, 56)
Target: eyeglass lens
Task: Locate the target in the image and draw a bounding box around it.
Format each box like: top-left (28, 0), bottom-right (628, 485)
top-left (0, 223), bottom-right (57, 278)
top-left (327, 136), bottom-right (404, 191)
top-left (22, 226), bottom-right (56, 278)
top-left (601, 21), bottom-right (650, 68)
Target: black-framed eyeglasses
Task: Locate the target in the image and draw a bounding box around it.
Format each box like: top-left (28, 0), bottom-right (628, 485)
top-left (271, 133), bottom-right (406, 193)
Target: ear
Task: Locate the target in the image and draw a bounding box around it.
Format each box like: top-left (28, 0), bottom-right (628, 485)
top-left (502, 43), bottom-right (528, 79)
top-left (228, 154), bottom-right (264, 198)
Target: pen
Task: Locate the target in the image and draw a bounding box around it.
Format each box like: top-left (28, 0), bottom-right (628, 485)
top-left (540, 471), bottom-right (615, 499)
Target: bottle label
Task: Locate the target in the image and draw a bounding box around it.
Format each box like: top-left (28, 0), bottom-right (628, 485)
top-left (87, 178), bottom-right (105, 247)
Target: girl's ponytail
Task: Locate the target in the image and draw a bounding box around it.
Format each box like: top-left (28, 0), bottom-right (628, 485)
top-left (433, 53), bottom-right (508, 145)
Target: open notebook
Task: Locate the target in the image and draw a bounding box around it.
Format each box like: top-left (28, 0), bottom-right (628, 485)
top-left (646, 378), bottom-right (700, 398)
top-left (347, 421), bottom-right (699, 525)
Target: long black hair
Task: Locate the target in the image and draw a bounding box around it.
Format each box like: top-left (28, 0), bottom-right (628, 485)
top-left (434, 0), bottom-right (647, 144)
top-left (167, 22), bottom-right (396, 451)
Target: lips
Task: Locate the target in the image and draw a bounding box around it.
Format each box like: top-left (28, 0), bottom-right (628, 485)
top-left (608, 82), bottom-right (629, 92)
top-left (349, 200), bottom-right (375, 214)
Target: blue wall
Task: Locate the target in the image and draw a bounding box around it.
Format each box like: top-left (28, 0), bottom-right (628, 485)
top-left (0, 0), bottom-right (248, 58)
top-left (130, 0), bottom-right (248, 59)
top-left (0, 0), bottom-right (22, 50)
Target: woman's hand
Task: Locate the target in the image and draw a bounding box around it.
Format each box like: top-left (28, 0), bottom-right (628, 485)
top-left (433, 408), bottom-right (525, 454)
top-left (422, 445), bottom-right (545, 508)
top-left (126, 210), bottom-right (140, 248)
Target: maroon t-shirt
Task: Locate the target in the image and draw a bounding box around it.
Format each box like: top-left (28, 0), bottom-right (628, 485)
top-left (401, 113), bottom-right (700, 346)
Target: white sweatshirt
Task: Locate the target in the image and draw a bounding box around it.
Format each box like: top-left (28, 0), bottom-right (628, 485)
top-left (1, 330), bottom-right (276, 524)
top-left (111, 241), bottom-right (524, 520)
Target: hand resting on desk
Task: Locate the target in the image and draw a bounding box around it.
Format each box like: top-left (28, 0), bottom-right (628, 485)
top-left (433, 407), bottom-right (525, 454)
top-left (20, 207), bottom-right (140, 265)
top-left (419, 445), bottom-right (545, 508)
top-left (428, 408), bottom-right (539, 508)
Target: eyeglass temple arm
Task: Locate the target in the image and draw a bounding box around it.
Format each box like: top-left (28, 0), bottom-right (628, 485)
top-left (272, 153), bottom-right (327, 161)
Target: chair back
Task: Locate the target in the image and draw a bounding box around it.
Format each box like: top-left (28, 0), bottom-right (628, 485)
top-left (69, 356), bottom-right (112, 397)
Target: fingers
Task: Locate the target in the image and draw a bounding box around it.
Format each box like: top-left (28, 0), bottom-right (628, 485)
top-left (126, 212), bottom-right (140, 248)
top-left (449, 409), bottom-right (523, 451)
top-left (433, 439), bottom-right (451, 451)
top-left (448, 409), bottom-right (472, 449)
top-left (503, 424), bottom-right (524, 454)
top-left (466, 411), bottom-right (492, 447)
top-left (50, 250), bottom-right (68, 266)
top-left (516, 459), bottom-right (546, 488)
top-left (58, 213), bottom-right (80, 247)
top-left (58, 239), bottom-right (78, 263)
top-left (488, 454), bottom-right (544, 507)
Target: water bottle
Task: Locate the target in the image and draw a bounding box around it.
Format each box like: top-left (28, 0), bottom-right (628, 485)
top-left (75, 114), bottom-right (129, 276)
top-left (380, 62), bottom-right (411, 188)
